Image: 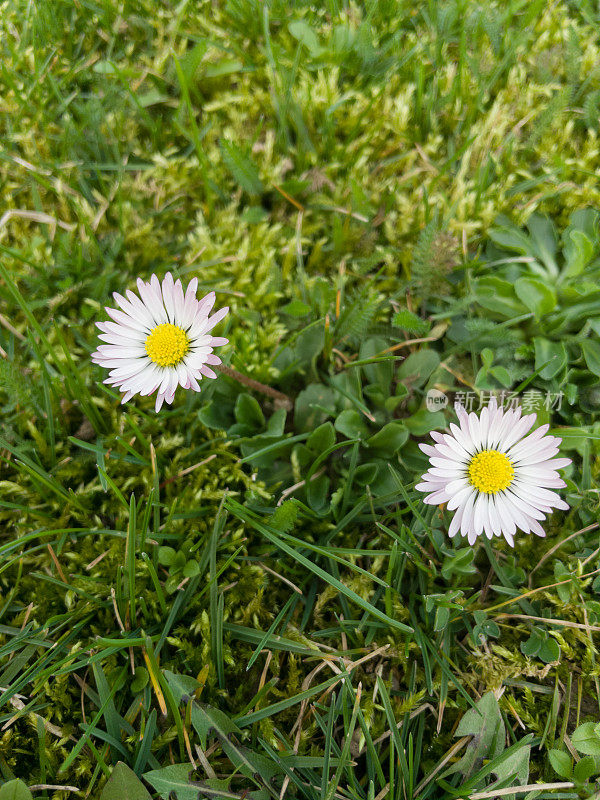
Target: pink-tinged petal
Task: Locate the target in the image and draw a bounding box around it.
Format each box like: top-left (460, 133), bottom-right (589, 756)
top-left (446, 485), bottom-right (474, 511)
top-left (197, 291), bottom-right (216, 316)
top-left (113, 291), bottom-right (154, 329)
top-left (422, 488), bottom-right (449, 505)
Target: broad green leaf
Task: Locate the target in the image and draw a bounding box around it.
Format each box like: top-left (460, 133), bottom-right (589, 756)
top-left (359, 337), bottom-right (393, 391)
top-left (334, 409), bottom-right (370, 440)
top-left (198, 400), bottom-right (234, 431)
top-left (574, 755), bottom-right (597, 783)
top-left (397, 350), bottom-right (440, 387)
top-left (488, 220), bottom-right (537, 256)
top-left (403, 409), bottom-right (446, 436)
top-left (130, 667), bottom-right (149, 693)
top-left (281, 300), bottom-right (311, 317)
top-left (354, 462), bottom-right (379, 485)
top-left (572, 722), bottom-right (600, 756)
top-left (549, 749), bottom-right (572, 779)
top-left (563, 210), bottom-right (598, 277)
top-left (143, 765), bottom-right (198, 800)
top-left (100, 762), bottom-right (152, 800)
top-left (0, 781), bottom-right (33, 800)
top-left (520, 630), bottom-right (542, 657)
top-left (367, 422), bottom-right (408, 457)
top-left (474, 277), bottom-right (527, 318)
top-left (538, 637), bottom-right (560, 664)
top-left (533, 338), bottom-right (567, 379)
top-left (582, 340), bottom-right (600, 376)
top-left (489, 366), bottom-right (512, 387)
top-left (306, 422), bottom-right (336, 452)
top-left (445, 692), bottom-right (505, 778)
top-left (514, 277), bottom-right (557, 317)
top-left (191, 703), bottom-right (242, 749)
top-left (526, 214), bottom-right (558, 276)
top-left (294, 384), bottom-right (336, 432)
top-left (493, 739), bottom-right (530, 795)
top-left (306, 471), bottom-right (330, 512)
top-left (235, 393), bottom-right (265, 429)
top-left (157, 546), bottom-right (176, 566)
top-left (288, 20), bottom-right (323, 55)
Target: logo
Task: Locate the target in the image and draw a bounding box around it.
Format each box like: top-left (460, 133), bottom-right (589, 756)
top-left (426, 389), bottom-right (448, 412)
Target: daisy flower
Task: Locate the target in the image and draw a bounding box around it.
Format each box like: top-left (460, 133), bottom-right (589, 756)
top-left (92, 272), bottom-right (228, 412)
top-left (416, 397), bottom-right (571, 546)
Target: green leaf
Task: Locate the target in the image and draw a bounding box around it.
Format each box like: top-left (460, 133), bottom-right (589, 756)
top-left (288, 20), bottom-right (323, 55)
top-left (0, 780), bottom-right (33, 800)
top-left (270, 499), bottom-right (300, 532)
top-left (157, 546), bottom-right (177, 566)
top-left (191, 703), bottom-right (242, 749)
top-left (526, 214), bottom-right (558, 275)
top-left (366, 422), bottom-right (408, 457)
top-left (445, 692), bottom-right (505, 779)
top-left (481, 348), bottom-right (494, 368)
top-left (100, 762), bottom-right (152, 800)
top-left (359, 337), bottom-right (393, 391)
top-left (354, 462), bottom-right (378, 485)
top-left (163, 670), bottom-right (201, 705)
top-left (403, 409), bottom-right (446, 436)
top-left (574, 755), bottom-right (597, 783)
top-left (538, 637), bottom-right (560, 664)
top-left (489, 366), bottom-right (512, 387)
top-left (554, 559), bottom-right (573, 603)
top-left (130, 667), bottom-right (149, 693)
top-left (143, 765), bottom-right (198, 800)
top-left (514, 277), bottom-right (557, 317)
top-left (294, 384), bottom-right (336, 432)
top-left (198, 400), bottom-right (233, 430)
top-left (307, 422), bottom-right (336, 453)
top-left (397, 350), bottom-right (440, 387)
top-left (475, 277), bottom-right (527, 317)
top-left (520, 630), bottom-right (542, 657)
top-left (183, 559), bottom-right (200, 578)
top-left (281, 300), bottom-right (311, 317)
top-left (219, 139), bottom-right (264, 196)
top-left (266, 407), bottom-right (287, 437)
top-left (334, 409), bottom-right (370, 440)
top-left (563, 212), bottom-right (597, 276)
top-left (533, 337), bottom-right (567, 379)
top-left (235, 393), bottom-right (265, 429)
top-left (306, 471), bottom-right (330, 512)
top-left (582, 340), bottom-right (600, 376)
top-left (493, 739), bottom-right (530, 792)
top-left (572, 722), bottom-right (600, 756)
top-left (548, 749), bottom-right (572, 779)
top-left (393, 310), bottom-right (430, 335)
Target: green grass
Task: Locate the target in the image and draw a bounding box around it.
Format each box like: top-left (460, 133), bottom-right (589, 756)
top-left (1, 0), bottom-right (600, 797)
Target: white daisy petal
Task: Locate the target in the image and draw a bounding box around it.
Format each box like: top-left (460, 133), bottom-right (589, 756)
top-left (92, 272), bottom-right (229, 411)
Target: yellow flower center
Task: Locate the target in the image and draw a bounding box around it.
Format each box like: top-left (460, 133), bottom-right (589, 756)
top-left (145, 324), bottom-right (189, 367)
top-left (468, 449), bottom-right (514, 494)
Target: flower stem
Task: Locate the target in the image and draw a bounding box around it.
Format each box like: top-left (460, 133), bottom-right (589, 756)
top-left (215, 364), bottom-right (293, 410)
